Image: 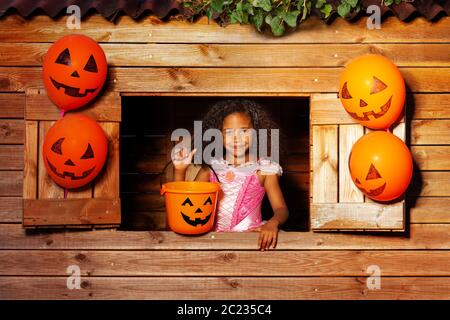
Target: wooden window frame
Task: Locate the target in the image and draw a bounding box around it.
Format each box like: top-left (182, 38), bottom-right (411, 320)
top-left (22, 91), bottom-right (405, 232)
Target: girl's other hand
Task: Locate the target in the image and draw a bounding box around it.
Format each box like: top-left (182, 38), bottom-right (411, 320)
top-left (172, 147), bottom-right (196, 172)
top-left (249, 220), bottom-right (279, 251)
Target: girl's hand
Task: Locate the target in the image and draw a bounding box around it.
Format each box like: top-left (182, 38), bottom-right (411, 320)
top-left (172, 147), bottom-right (196, 172)
top-left (249, 219), bottom-right (279, 251)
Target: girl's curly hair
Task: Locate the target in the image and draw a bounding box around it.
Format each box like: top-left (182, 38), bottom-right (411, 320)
top-left (198, 98), bottom-right (284, 161)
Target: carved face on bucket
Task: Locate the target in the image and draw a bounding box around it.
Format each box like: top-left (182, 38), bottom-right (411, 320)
top-left (180, 195), bottom-right (214, 227)
top-left (339, 54), bottom-right (405, 130)
top-left (42, 34), bottom-right (107, 111)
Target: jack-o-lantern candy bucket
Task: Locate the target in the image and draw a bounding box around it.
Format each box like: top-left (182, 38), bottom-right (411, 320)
top-left (161, 181), bottom-right (221, 235)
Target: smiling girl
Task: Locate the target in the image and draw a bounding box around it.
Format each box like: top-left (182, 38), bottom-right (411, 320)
top-left (173, 99), bottom-right (289, 251)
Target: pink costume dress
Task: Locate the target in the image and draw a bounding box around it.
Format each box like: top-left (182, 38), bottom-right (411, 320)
top-left (209, 158), bottom-right (283, 232)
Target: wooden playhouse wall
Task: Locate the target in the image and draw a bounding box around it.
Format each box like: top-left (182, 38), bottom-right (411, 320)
top-left (0, 14), bottom-right (449, 299)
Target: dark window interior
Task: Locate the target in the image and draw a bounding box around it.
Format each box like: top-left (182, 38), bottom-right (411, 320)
top-left (120, 96), bottom-right (309, 231)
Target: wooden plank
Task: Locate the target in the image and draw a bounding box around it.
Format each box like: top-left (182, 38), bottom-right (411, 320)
top-left (0, 14), bottom-right (448, 44)
top-left (0, 119), bottom-right (24, 144)
top-left (313, 94), bottom-right (450, 124)
top-left (65, 185), bottom-right (92, 199)
top-left (23, 121), bottom-right (37, 199)
top-left (1, 250), bottom-right (450, 277)
top-left (1, 276), bottom-right (449, 300)
top-left (312, 125), bottom-right (338, 203)
top-left (0, 171), bottom-right (22, 196)
top-left (3, 223), bottom-right (450, 250)
top-left (0, 145), bottom-right (23, 170)
top-left (409, 197), bottom-right (450, 224)
top-left (94, 122), bottom-right (120, 198)
top-left (410, 172), bottom-right (450, 197)
top-left (412, 146), bottom-right (450, 171)
top-left (411, 120), bottom-right (450, 145)
top-left (0, 197), bottom-right (22, 223)
top-left (25, 89), bottom-right (121, 122)
top-left (0, 93), bottom-right (24, 118)
top-left (311, 203), bottom-right (404, 231)
top-left (409, 94), bottom-right (450, 119)
top-left (23, 198), bottom-right (121, 228)
top-left (311, 93), bottom-right (408, 125)
top-left (1, 67), bottom-right (450, 93)
top-left (339, 124), bottom-right (364, 202)
top-left (38, 121), bottom-right (64, 199)
top-left (111, 67), bottom-right (450, 93)
top-left (2, 43), bottom-right (450, 67)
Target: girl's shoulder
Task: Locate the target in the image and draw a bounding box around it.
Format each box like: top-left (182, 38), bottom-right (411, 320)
top-left (257, 158), bottom-right (283, 176)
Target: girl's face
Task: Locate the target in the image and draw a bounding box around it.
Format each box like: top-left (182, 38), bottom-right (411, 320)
top-left (222, 112), bottom-right (254, 159)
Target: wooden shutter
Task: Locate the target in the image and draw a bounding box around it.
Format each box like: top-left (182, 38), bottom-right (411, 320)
top-left (23, 89), bottom-right (121, 228)
top-left (310, 93), bottom-right (405, 232)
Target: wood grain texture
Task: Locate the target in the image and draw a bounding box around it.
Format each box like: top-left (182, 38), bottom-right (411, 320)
top-left (1, 67), bottom-right (449, 93)
top-left (339, 124), bottom-right (364, 203)
top-left (0, 93), bottom-right (24, 118)
top-left (311, 203), bottom-right (404, 231)
top-left (23, 121), bottom-right (37, 199)
top-left (1, 224), bottom-right (449, 250)
top-left (0, 197), bottom-right (22, 223)
top-left (0, 250), bottom-right (449, 276)
top-left (412, 146), bottom-right (450, 171)
top-left (0, 145), bottom-right (23, 170)
top-left (0, 119), bottom-right (24, 144)
top-left (411, 120), bottom-right (450, 145)
top-left (312, 125), bottom-right (338, 203)
top-left (0, 15), bottom-right (448, 44)
top-left (25, 89), bottom-right (121, 122)
top-left (94, 122), bottom-right (120, 198)
top-left (410, 172), bottom-right (450, 197)
top-left (409, 197), bottom-right (450, 223)
top-left (1, 276), bottom-right (449, 300)
top-left (0, 171), bottom-right (22, 196)
top-left (1, 43), bottom-right (449, 67)
top-left (37, 121), bottom-right (63, 199)
top-left (23, 198), bottom-right (121, 228)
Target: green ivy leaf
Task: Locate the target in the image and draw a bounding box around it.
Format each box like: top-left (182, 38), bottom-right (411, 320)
top-left (265, 14), bottom-right (285, 36)
top-left (320, 3), bottom-right (332, 18)
top-left (315, 0), bottom-right (326, 9)
top-left (251, 9), bottom-right (265, 31)
top-left (253, 0), bottom-right (272, 12)
top-left (284, 10), bottom-right (300, 28)
top-left (347, 0), bottom-right (359, 8)
top-left (211, 0), bottom-right (225, 12)
top-left (337, 2), bottom-right (351, 18)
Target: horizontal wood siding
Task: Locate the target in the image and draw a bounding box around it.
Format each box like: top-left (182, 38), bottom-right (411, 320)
top-left (0, 13), bottom-right (448, 299)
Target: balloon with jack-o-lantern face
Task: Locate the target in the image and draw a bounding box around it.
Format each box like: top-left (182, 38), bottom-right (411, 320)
top-left (348, 131), bottom-right (412, 202)
top-left (42, 34), bottom-right (107, 112)
top-left (43, 114), bottom-right (108, 189)
top-left (339, 54), bottom-right (405, 130)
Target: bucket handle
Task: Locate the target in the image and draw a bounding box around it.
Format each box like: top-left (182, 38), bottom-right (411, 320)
top-left (159, 160), bottom-right (221, 192)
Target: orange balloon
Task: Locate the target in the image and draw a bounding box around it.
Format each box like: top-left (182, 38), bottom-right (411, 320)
top-left (339, 54), bottom-right (405, 130)
top-left (43, 34), bottom-right (107, 111)
top-left (349, 131), bottom-right (412, 201)
top-left (43, 114), bottom-right (108, 189)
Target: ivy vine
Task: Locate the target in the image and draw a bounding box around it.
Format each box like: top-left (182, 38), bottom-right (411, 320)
top-left (182, 0), bottom-right (408, 36)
